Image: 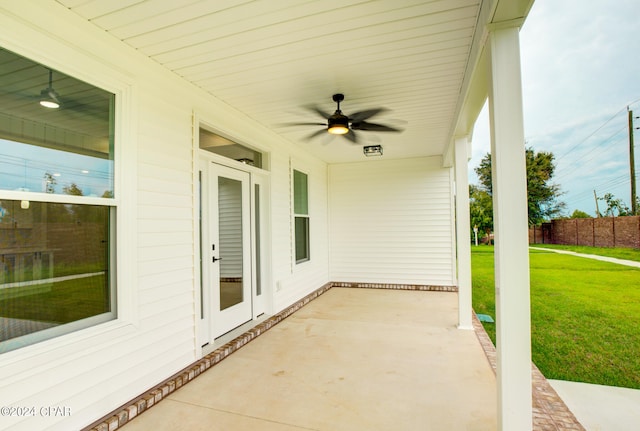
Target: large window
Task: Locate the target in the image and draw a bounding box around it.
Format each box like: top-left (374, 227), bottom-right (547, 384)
top-left (293, 170), bottom-right (309, 263)
top-left (0, 48), bottom-right (116, 353)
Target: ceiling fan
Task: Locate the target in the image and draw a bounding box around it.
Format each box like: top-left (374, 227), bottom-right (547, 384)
top-left (1, 67), bottom-right (99, 115)
top-left (39, 68), bottom-right (62, 109)
top-left (285, 94), bottom-right (404, 144)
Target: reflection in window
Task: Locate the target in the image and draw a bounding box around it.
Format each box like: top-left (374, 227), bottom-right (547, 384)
top-left (218, 177), bottom-right (243, 310)
top-left (0, 47), bottom-right (116, 352)
top-left (0, 47), bottom-right (114, 198)
top-left (0, 200), bottom-right (113, 352)
top-left (0, 139), bottom-right (113, 197)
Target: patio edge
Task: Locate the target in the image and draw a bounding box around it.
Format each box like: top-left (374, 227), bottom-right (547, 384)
top-left (472, 313), bottom-right (586, 431)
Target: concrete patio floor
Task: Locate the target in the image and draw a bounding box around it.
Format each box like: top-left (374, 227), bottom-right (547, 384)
top-left (118, 288), bottom-right (498, 431)
top-left (93, 285), bottom-right (589, 431)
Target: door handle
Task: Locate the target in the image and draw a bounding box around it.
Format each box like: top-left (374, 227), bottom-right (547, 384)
top-left (212, 256), bottom-right (223, 263)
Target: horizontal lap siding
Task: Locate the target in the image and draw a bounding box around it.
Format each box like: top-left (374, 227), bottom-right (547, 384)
top-left (0, 5), bottom-right (200, 430)
top-left (270, 153), bottom-right (294, 289)
top-left (329, 158), bottom-right (454, 286)
top-left (271, 153), bottom-right (330, 312)
top-left (134, 91), bottom-right (196, 373)
top-left (1, 3), bottom-right (332, 430)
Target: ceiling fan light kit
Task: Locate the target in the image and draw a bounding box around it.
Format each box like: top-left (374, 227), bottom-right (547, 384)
top-left (39, 89), bottom-right (60, 109)
top-left (38, 69), bottom-right (61, 109)
top-left (327, 117), bottom-right (349, 135)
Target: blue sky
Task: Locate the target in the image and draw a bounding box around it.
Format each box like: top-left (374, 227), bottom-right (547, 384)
top-left (469, 0), bottom-right (640, 216)
top-left (0, 139), bottom-right (113, 197)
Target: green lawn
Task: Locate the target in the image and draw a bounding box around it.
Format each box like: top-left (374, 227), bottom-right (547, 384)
top-left (0, 275), bottom-right (109, 324)
top-left (472, 245), bottom-right (640, 389)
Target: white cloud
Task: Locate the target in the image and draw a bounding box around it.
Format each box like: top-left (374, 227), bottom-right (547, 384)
top-left (521, 0), bottom-right (640, 129)
top-left (469, 0), bottom-right (640, 215)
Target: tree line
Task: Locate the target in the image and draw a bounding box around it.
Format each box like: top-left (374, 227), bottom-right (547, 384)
top-left (469, 148), bottom-right (635, 242)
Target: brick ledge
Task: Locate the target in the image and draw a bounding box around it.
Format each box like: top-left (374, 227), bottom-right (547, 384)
top-left (472, 313), bottom-right (586, 431)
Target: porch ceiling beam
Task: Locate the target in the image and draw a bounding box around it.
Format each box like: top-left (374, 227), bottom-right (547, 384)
top-left (487, 24), bottom-right (533, 431)
top-left (444, 0), bottom-right (535, 168)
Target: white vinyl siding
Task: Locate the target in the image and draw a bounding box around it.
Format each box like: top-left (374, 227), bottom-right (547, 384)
top-left (0, 5), bottom-right (333, 430)
top-left (0, 5), bottom-right (196, 431)
top-left (328, 157), bottom-right (455, 286)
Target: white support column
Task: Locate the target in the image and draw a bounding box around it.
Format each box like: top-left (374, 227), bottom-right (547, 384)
top-left (454, 136), bottom-right (473, 330)
top-left (487, 26), bottom-right (532, 431)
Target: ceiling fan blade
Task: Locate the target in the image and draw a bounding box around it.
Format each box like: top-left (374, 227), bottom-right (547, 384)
top-left (277, 122), bottom-right (327, 127)
top-left (343, 129), bottom-right (358, 144)
top-left (351, 121), bottom-right (402, 132)
top-left (348, 108), bottom-right (388, 122)
top-left (303, 129), bottom-right (327, 141)
top-left (304, 104), bottom-right (331, 120)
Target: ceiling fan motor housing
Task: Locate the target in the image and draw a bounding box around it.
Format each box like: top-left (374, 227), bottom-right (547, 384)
top-left (328, 111), bottom-right (349, 129)
top-left (328, 94), bottom-right (349, 131)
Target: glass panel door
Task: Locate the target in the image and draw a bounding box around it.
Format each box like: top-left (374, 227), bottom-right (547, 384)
top-left (200, 163), bottom-right (252, 340)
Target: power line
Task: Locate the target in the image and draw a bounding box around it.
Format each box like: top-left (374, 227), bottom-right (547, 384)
top-left (555, 108), bottom-right (626, 163)
top-left (566, 176), bottom-right (631, 208)
top-left (555, 127), bottom-right (627, 181)
top-left (554, 98), bottom-right (640, 163)
top-left (0, 153), bottom-right (112, 180)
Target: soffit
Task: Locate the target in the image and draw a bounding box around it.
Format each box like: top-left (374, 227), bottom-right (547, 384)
top-left (56, 0), bottom-right (484, 163)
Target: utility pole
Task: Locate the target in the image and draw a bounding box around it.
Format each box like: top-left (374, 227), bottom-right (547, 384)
top-left (594, 190), bottom-right (601, 217)
top-left (629, 108), bottom-right (637, 214)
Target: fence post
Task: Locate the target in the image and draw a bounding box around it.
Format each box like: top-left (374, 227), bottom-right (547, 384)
top-left (613, 217), bottom-right (616, 248)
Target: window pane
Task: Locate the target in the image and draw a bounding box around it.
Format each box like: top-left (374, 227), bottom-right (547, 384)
top-left (255, 184), bottom-right (261, 296)
top-left (0, 48), bottom-right (115, 197)
top-left (199, 128), bottom-right (262, 168)
top-left (295, 216), bottom-right (309, 263)
top-left (0, 139), bottom-right (114, 197)
top-left (218, 177), bottom-right (243, 310)
top-left (0, 200), bottom-right (114, 352)
top-left (293, 170), bottom-right (308, 214)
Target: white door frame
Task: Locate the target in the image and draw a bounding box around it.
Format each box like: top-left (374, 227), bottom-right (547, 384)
top-left (197, 152), bottom-right (271, 350)
top-left (251, 174), bottom-right (269, 318)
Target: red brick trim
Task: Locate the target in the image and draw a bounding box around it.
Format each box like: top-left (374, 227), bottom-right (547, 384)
top-left (472, 313), bottom-right (586, 431)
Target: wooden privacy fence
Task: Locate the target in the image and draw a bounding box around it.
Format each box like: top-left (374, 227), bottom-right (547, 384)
top-left (530, 216), bottom-right (640, 249)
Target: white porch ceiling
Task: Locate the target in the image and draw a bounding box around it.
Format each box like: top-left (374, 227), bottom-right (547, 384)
top-left (56, 0), bottom-right (486, 164)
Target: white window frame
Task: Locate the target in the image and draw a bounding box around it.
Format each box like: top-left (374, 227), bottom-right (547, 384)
top-left (0, 41), bottom-right (137, 359)
top-left (292, 168), bottom-right (310, 264)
